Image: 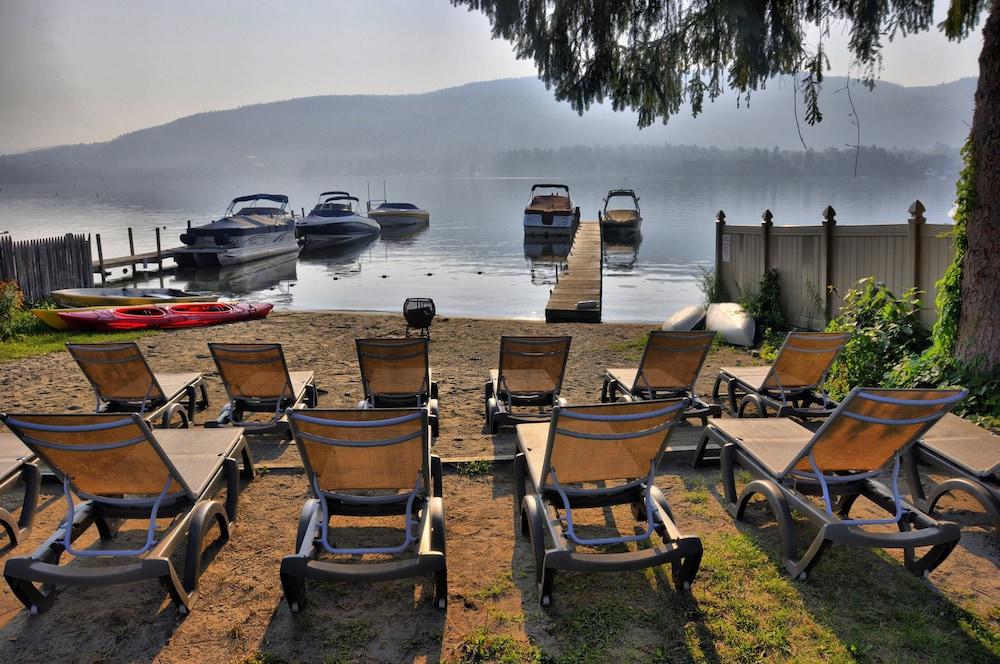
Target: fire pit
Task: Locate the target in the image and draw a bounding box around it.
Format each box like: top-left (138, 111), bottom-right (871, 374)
top-left (403, 297), bottom-right (435, 338)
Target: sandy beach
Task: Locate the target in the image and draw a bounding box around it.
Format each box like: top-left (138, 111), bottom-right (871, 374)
top-left (0, 311), bottom-right (996, 663)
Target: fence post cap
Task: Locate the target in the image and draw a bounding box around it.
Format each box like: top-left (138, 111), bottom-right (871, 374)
top-left (761, 209), bottom-right (774, 227)
top-left (716, 210), bottom-right (726, 224)
top-left (822, 205), bottom-right (837, 224)
top-left (908, 199), bottom-right (926, 221)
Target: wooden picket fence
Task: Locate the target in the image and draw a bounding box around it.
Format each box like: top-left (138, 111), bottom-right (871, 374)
top-left (0, 234), bottom-right (94, 303)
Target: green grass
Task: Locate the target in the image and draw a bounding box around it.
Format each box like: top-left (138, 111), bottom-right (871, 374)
top-left (475, 572), bottom-right (515, 601)
top-left (323, 618), bottom-right (375, 664)
top-left (0, 325), bottom-right (153, 362)
top-left (452, 629), bottom-right (541, 664)
top-left (456, 459), bottom-right (494, 477)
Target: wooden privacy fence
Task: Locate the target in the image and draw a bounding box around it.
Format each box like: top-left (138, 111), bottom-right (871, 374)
top-left (715, 200), bottom-right (955, 330)
top-left (0, 234), bottom-right (94, 303)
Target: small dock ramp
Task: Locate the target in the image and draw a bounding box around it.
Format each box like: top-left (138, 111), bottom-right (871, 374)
top-left (545, 221), bottom-right (602, 323)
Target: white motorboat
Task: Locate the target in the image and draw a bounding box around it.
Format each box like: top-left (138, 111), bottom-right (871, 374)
top-left (174, 194), bottom-right (300, 267)
top-left (600, 189), bottom-right (642, 236)
top-left (523, 183), bottom-right (579, 237)
top-left (297, 191), bottom-right (381, 247)
top-left (367, 201), bottom-right (430, 227)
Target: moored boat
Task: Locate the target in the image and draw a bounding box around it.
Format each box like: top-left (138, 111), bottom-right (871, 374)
top-left (56, 301), bottom-right (273, 331)
top-left (367, 201), bottom-right (430, 227)
top-left (523, 184), bottom-right (579, 237)
top-left (600, 189), bottom-right (642, 235)
top-left (51, 287), bottom-right (216, 307)
top-left (297, 192), bottom-right (381, 247)
top-left (173, 194), bottom-right (300, 267)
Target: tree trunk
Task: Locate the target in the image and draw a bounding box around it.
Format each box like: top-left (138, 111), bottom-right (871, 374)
top-left (955, 3), bottom-right (1000, 368)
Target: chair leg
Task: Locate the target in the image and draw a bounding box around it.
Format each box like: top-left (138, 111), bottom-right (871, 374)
top-left (926, 477), bottom-right (1000, 535)
top-left (429, 497), bottom-right (447, 609)
top-left (513, 454), bottom-right (528, 535)
top-left (734, 479), bottom-right (812, 578)
top-left (521, 495), bottom-right (551, 605)
top-left (720, 443), bottom-right (740, 506)
top-left (182, 500), bottom-right (231, 596)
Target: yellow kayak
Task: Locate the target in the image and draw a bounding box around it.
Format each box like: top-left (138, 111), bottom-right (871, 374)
top-left (32, 306), bottom-right (108, 330)
top-left (51, 288), bottom-right (217, 307)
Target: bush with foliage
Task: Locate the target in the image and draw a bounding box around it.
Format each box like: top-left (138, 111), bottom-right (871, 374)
top-left (824, 278), bottom-right (928, 400)
top-left (697, 266), bottom-right (720, 305)
top-left (738, 269), bottom-right (786, 344)
top-left (0, 281), bottom-right (37, 340)
top-left (888, 138), bottom-right (1000, 427)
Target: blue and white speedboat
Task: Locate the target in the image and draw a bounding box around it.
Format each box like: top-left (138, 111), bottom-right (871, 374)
top-left (296, 191), bottom-right (381, 248)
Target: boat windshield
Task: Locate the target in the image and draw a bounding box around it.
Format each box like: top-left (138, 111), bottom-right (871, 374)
top-left (378, 202), bottom-right (419, 210)
top-left (226, 194), bottom-right (289, 217)
top-left (604, 191), bottom-right (640, 212)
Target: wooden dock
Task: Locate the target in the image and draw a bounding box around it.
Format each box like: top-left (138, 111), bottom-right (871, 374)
top-left (545, 221), bottom-right (603, 323)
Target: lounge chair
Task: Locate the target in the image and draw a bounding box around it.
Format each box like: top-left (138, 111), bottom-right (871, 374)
top-left (67, 342), bottom-right (208, 427)
top-left (707, 387), bottom-right (966, 579)
top-left (514, 399), bottom-right (703, 605)
top-left (209, 343), bottom-right (318, 432)
top-left (904, 413), bottom-right (1000, 534)
top-left (484, 335), bottom-right (571, 433)
top-left (693, 331), bottom-right (849, 467)
top-left (0, 434), bottom-right (40, 547)
top-left (600, 331), bottom-right (720, 425)
top-left (0, 412), bottom-right (254, 613)
top-left (355, 338), bottom-right (439, 436)
top-left (711, 331), bottom-right (848, 418)
top-left (280, 408), bottom-right (446, 611)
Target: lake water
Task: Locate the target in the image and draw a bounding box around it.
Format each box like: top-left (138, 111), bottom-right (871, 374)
top-left (0, 175), bottom-right (957, 321)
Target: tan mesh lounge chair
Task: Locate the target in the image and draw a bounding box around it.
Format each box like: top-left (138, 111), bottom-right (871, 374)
top-left (694, 331), bottom-right (850, 467)
top-left (601, 331), bottom-right (721, 425)
top-left (904, 413), bottom-right (1000, 534)
top-left (0, 412), bottom-right (254, 613)
top-left (209, 343), bottom-right (318, 432)
top-left (280, 408), bottom-right (446, 612)
top-left (707, 388), bottom-right (966, 579)
top-left (514, 399), bottom-right (703, 605)
top-left (0, 433), bottom-right (40, 547)
top-left (355, 338), bottom-right (439, 436)
top-left (712, 331), bottom-right (848, 418)
top-left (67, 342), bottom-right (208, 428)
top-left (484, 336), bottom-right (571, 433)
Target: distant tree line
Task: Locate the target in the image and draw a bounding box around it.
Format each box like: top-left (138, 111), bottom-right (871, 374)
top-left (482, 144), bottom-right (960, 179)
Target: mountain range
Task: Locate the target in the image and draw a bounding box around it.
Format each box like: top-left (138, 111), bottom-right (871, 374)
top-left (0, 76), bottom-right (975, 183)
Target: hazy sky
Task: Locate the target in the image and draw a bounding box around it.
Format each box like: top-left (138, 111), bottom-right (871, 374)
top-left (0, 0), bottom-right (984, 154)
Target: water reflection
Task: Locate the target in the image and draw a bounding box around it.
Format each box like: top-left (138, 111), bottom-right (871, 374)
top-left (175, 252), bottom-right (298, 294)
top-left (298, 235), bottom-right (378, 279)
top-left (379, 225), bottom-right (429, 243)
top-left (604, 232), bottom-right (642, 272)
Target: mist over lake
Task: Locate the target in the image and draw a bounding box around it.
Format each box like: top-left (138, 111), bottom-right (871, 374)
top-left (0, 173), bottom-right (957, 321)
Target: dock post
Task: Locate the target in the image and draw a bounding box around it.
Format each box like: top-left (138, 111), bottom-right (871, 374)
top-left (187, 219), bottom-right (192, 230)
top-left (127, 227), bottom-right (136, 277)
top-left (154, 227), bottom-right (164, 286)
top-left (821, 206), bottom-right (837, 325)
top-left (95, 233), bottom-right (106, 285)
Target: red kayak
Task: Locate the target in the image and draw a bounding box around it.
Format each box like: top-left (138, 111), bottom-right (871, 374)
top-left (56, 302), bottom-right (273, 331)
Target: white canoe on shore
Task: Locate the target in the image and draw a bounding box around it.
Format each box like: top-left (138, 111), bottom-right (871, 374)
top-left (661, 304), bottom-right (707, 331)
top-left (706, 303), bottom-right (755, 346)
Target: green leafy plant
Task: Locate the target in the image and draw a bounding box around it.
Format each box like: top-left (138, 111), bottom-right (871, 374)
top-left (0, 281), bottom-right (38, 341)
top-left (930, 137), bottom-right (972, 357)
top-left (825, 278), bottom-right (928, 399)
top-left (697, 266), bottom-right (721, 305)
top-left (738, 269), bottom-right (787, 344)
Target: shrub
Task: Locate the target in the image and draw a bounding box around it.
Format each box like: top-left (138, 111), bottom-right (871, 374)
top-left (889, 353), bottom-right (1000, 428)
top-left (738, 269), bottom-right (787, 344)
top-left (0, 281), bottom-right (37, 341)
top-left (697, 266), bottom-right (721, 305)
top-left (825, 278), bottom-right (928, 399)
